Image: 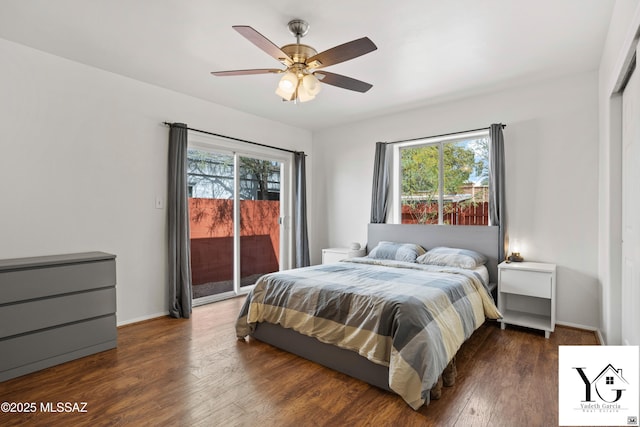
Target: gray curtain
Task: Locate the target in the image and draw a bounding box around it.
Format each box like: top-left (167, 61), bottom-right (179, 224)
top-left (168, 123), bottom-right (192, 318)
top-left (370, 142), bottom-right (389, 223)
top-left (294, 152), bottom-right (310, 267)
top-left (489, 124), bottom-right (506, 261)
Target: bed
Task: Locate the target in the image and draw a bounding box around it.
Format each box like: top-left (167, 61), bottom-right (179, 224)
top-left (236, 224), bottom-right (502, 409)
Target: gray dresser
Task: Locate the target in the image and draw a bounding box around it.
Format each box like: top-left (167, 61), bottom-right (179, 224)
top-left (0, 252), bottom-right (117, 381)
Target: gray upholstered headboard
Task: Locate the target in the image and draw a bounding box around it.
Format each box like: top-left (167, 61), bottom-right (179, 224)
top-left (367, 224), bottom-right (501, 285)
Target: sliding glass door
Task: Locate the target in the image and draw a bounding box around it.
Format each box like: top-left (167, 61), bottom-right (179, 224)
top-left (187, 140), bottom-right (289, 304)
top-left (188, 149), bottom-right (235, 300)
top-left (239, 156), bottom-right (282, 289)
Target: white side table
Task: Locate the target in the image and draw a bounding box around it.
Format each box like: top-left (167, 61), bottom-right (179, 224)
top-left (321, 247), bottom-right (366, 264)
top-left (498, 261), bottom-right (557, 338)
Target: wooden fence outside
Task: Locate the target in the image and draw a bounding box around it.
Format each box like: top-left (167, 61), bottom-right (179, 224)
top-left (402, 201), bottom-right (489, 225)
top-left (189, 198), bottom-right (280, 286)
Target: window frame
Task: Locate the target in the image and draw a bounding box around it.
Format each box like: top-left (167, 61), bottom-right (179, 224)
top-left (390, 129), bottom-right (490, 225)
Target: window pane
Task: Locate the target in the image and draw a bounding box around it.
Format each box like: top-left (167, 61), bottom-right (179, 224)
top-left (443, 137), bottom-right (489, 225)
top-left (400, 145), bottom-right (439, 224)
top-left (187, 149), bottom-right (234, 299)
top-left (239, 157), bottom-right (281, 288)
top-left (398, 135), bottom-right (490, 226)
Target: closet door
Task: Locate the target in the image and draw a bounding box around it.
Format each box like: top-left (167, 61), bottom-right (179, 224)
top-left (621, 57), bottom-right (640, 346)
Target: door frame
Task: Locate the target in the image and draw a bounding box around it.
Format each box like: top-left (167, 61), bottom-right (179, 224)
top-left (188, 132), bottom-right (293, 305)
top-left (620, 50), bottom-right (640, 346)
top-left (603, 13), bottom-right (640, 344)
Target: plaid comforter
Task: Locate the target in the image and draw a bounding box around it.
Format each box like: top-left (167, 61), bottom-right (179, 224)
top-left (236, 258), bottom-right (501, 409)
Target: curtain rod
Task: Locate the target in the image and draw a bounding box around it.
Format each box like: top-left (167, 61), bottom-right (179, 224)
top-left (163, 122), bottom-right (304, 155)
top-left (385, 124), bottom-right (506, 145)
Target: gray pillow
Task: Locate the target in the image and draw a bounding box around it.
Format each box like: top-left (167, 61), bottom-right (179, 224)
top-left (416, 246), bottom-right (487, 269)
top-left (367, 241), bottom-right (426, 262)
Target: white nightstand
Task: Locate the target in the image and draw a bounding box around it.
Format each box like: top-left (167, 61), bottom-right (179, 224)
top-left (498, 261), bottom-right (557, 338)
top-left (321, 247), bottom-right (366, 264)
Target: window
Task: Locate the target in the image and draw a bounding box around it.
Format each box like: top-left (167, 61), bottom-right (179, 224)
top-left (393, 130), bottom-right (490, 225)
top-left (606, 376), bottom-right (614, 385)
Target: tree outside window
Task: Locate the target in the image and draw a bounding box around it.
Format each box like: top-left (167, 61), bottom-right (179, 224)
top-left (399, 136), bottom-right (489, 225)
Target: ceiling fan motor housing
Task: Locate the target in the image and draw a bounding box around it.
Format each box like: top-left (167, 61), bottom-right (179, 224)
top-left (281, 44), bottom-right (317, 66)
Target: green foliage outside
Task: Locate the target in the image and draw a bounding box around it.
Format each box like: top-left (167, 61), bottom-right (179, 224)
top-left (401, 138), bottom-right (488, 224)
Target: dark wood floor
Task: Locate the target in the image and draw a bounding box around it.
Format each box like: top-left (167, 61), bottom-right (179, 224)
top-left (0, 297), bottom-right (598, 427)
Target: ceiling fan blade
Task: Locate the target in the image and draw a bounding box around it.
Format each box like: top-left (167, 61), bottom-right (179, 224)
top-left (315, 71), bottom-right (373, 93)
top-left (233, 25), bottom-right (293, 65)
top-left (211, 69), bottom-right (282, 76)
top-left (306, 37), bottom-right (377, 69)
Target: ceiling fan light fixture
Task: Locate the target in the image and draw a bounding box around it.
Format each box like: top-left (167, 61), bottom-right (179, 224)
top-left (276, 71), bottom-right (299, 100)
top-left (278, 71), bottom-right (298, 92)
top-left (275, 85), bottom-right (293, 100)
top-left (297, 84), bottom-right (315, 102)
top-left (302, 73), bottom-right (321, 96)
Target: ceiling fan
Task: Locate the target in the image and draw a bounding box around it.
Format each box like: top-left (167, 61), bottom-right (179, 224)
top-left (211, 19), bottom-right (377, 103)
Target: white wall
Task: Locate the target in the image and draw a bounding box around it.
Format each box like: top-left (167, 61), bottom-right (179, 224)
top-left (597, 0), bottom-right (640, 344)
top-left (312, 71), bottom-right (601, 329)
top-left (0, 38), bottom-right (312, 325)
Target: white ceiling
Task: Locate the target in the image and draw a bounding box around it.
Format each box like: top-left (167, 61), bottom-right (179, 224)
top-left (0, 0), bottom-right (615, 131)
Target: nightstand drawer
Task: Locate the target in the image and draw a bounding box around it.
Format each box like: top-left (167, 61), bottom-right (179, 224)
top-left (500, 269), bottom-right (551, 299)
top-left (321, 247), bottom-right (365, 264)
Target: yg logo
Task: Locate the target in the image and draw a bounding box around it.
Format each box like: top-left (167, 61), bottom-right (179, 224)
top-left (574, 364), bottom-right (628, 403)
top-left (559, 346), bottom-right (638, 426)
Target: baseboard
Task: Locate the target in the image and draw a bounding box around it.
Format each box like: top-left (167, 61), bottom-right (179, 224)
top-left (556, 321), bottom-right (603, 344)
top-left (117, 311), bottom-right (169, 327)
top-left (595, 329), bottom-right (605, 345)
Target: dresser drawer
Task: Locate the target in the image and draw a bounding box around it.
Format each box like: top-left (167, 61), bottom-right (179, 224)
top-left (500, 269), bottom-right (551, 299)
top-left (0, 315), bottom-right (117, 374)
top-left (0, 259), bottom-right (116, 304)
top-left (0, 288), bottom-right (116, 339)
